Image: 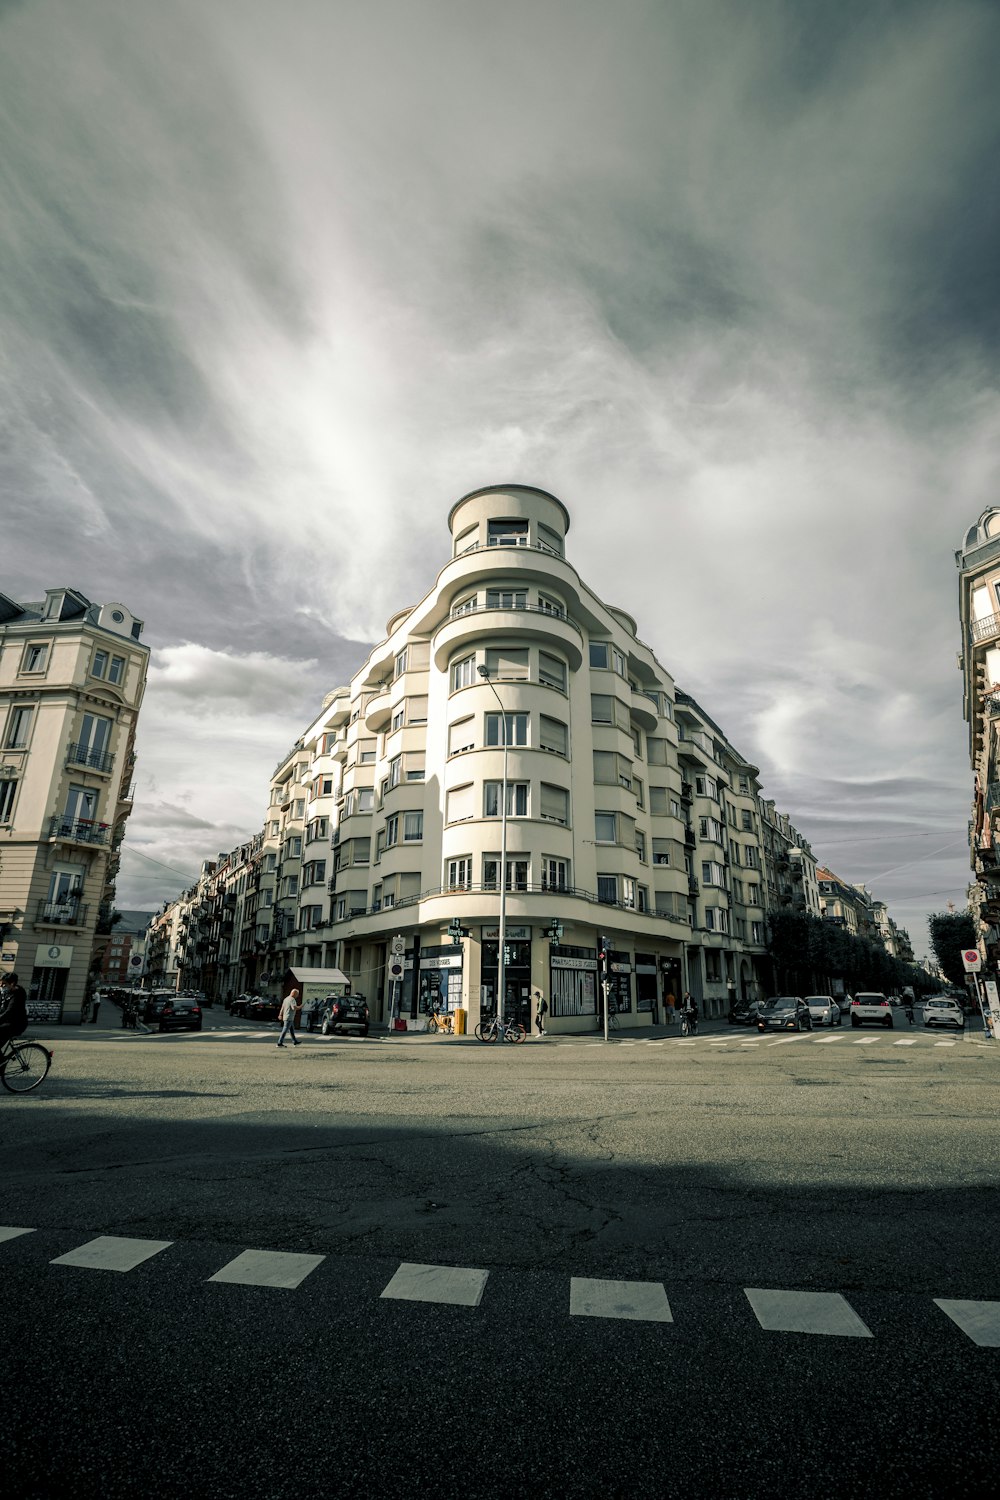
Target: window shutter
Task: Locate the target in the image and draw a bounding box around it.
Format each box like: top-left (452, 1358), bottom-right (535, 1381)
top-left (540, 784), bottom-right (569, 823)
top-left (446, 784), bottom-right (474, 823)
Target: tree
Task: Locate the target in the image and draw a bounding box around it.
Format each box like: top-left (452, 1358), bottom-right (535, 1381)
top-left (927, 910), bottom-right (977, 987)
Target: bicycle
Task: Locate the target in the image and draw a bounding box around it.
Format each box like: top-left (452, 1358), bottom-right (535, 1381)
top-left (680, 1008), bottom-right (698, 1037)
top-left (1, 1035), bottom-right (53, 1094)
top-left (426, 1009), bottom-right (454, 1034)
top-left (474, 1015), bottom-right (526, 1043)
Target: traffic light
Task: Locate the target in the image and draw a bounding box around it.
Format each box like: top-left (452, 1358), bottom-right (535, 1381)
top-left (598, 934), bottom-right (609, 968)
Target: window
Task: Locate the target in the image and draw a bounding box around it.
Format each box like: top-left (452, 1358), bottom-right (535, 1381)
top-left (287, 836), bottom-right (302, 858)
top-left (403, 811), bottom-right (423, 842)
top-left (537, 521), bottom-right (563, 556)
top-left (739, 776), bottom-right (750, 794)
top-left (634, 777), bottom-right (644, 809)
top-left (539, 783), bottom-right (568, 824)
top-left (408, 695), bottom-right (428, 723)
top-left (538, 716), bottom-right (567, 755)
top-left (447, 857), bottom-right (472, 890)
top-left (394, 647), bottom-right (408, 678)
top-left (292, 799), bottom-right (305, 819)
top-left (612, 646), bottom-right (627, 677)
top-left (647, 737), bottom-right (668, 766)
top-left (265, 852), bottom-right (277, 871)
top-left (701, 861), bottom-right (726, 887)
top-left (446, 784), bottom-right (475, 823)
top-left (388, 755), bottom-right (402, 788)
top-left (621, 877), bottom-right (636, 909)
top-left (695, 774), bottom-right (718, 799)
top-left (107, 656), bottom-right (125, 685)
top-left (748, 883), bottom-right (761, 904)
top-left (630, 726), bottom-right (642, 758)
top-left (593, 750), bottom-right (615, 783)
top-left (484, 781), bottom-right (528, 817)
top-left (455, 525), bottom-right (478, 556)
top-left (652, 838), bottom-right (671, 865)
top-left (597, 874), bottom-right (618, 904)
top-left (486, 712), bottom-right (527, 747)
top-left (745, 846), bottom-right (759, 869)
top-left (21, 643), bottom-right (48, 674)
top-left (385, 814), bottom-right (399, 848)
top-left (731, 842), bottom-right (742, 866)
top-left (449, 718), bottom-right (475, 755)
top-left (538, 651), bottom-right (566, 690)
top-left (542, 857), bottom-right (569, 891)
top-left (751, 921), bottom-right (764, 943)
top-left (589, 641), bottom-right (610, 669)
top-left (391, 707), bottom-right (405, 732)
top-left (649, 787), bottom-right (669, 817)
top-left (452, 654), bottom-right (476, 691)
top-left (91, 649), bottom-right (108, 679)
top-left (359, 740), bottom-right (377, 764)
top-left (485, 646), bottom-right (528, 680)
top-left (452, 593), bottom-right (477, 615)
top-left (4, 707), bottom-right (33, 749)
top-left (699, 816), bottom-right (725, 843)
top-left (487, 518), bottom-right (528, 547)
top-left (637, 884), bottom-right (649, 913)
top-left (741, 810), bottom-right (753, 831)
top-left (486, 588), bottom-right (526, 610)
top-left (591, 693), bottom-right (615, 724)
top-left (0, 780), bottom-right (17, 824)
top-left (595, 812), bottom-right (617, 843)
top-left (483, 855), bottom-right (528, 891)
top-left (635, 829), bottom-right (647, 862)
top-left (538, 593), bottom-right (564, 617)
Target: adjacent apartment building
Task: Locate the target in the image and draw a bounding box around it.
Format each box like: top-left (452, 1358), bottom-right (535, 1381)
top-left (0, 588), bottom-right (148, 1021)
top-left (957, 507), bottom-right (1000, 960)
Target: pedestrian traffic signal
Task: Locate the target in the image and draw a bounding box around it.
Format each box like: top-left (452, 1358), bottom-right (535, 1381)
top-left (598, 935), bottom-right (609, 965)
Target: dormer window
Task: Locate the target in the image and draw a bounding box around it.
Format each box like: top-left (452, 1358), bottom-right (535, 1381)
top-left (487, 518), bottom-right (528, 547)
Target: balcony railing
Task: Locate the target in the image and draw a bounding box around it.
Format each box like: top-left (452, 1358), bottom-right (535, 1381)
top-left (971, 613), bottom-right (1000, 643)
top-left (36, 898), bottom-right (88, 926)
top-left (326, 879), bottom-right (691, 924)
top-left (48, 816), bottom-right (110, 845)
top-left (66, 743), bottom-right (114, 774)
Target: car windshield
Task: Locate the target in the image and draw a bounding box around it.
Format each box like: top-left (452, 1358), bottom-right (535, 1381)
top-left (804, 996), bottom-right (831, 1003)
top-left (926, 999), bottom-right (953, 1008)
top-left (764, 997), bottom-right (796, 1009)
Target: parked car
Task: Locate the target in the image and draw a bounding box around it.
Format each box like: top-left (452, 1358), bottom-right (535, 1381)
top-left (320, 993), bottom-right (369, 1037)
top-left (157, 998), bottom-right (203, 1033)
top-left (231, 993), bottom-right (258, 1018)
top-left (142, 992), bottom-right (175, 1025)
top-left (757, 996), bottom-right (813, 1033)
top-left (728, 999), bottom-right (765, 1026)
top-left (804, 995), bottom-right (842, 1027)
top-left (920, 995), bottom-right (965, 1030)
top-left (850, 992), bottom-right (910, 1029)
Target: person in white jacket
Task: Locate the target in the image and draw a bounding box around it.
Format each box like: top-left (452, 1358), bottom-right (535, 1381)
top-left (276, 989), bottom-right (301, 1048)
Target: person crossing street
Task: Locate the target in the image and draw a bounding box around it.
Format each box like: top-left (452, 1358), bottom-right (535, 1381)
top-left (276, 989), bottom-right (301, 1048)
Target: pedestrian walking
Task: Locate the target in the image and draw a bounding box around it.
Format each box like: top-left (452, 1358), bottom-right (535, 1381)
top-left (276, 989), bottom-right (301, 1048)
top-left (664, 989), bottom-right (677, 1025)
top-left (90, 991), bottom-right (101, 1024)
top-left (534, 988), bottom-right (548, 1036)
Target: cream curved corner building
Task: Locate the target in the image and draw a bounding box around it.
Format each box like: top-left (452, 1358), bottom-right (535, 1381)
top-left (278, 484), bottom-right (772, 1031)
top-left (0, 588), bottom-right (148, 1022)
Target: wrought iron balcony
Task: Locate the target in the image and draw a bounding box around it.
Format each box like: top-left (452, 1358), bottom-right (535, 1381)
top-left (48, 816), bottom-right (110, 845)
top-left (971, 612), bottom-right (1000, 644)
top-left (36, 898), bottom-right (88, 926)
top-left (66, 743), bottom-right (114, 774)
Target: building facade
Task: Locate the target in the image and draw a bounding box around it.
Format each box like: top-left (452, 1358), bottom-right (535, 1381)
top-left (0, 588), bottom-right (148, 1021)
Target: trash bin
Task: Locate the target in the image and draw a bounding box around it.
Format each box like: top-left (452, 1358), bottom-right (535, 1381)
top-left (454, 1007), bottom-right (467, 1036)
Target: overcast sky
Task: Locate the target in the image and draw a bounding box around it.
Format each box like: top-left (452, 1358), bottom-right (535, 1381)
top-left (4, 0), bottom-right (999, 955)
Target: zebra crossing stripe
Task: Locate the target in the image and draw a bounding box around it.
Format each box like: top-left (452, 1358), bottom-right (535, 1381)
top-left (209, 1249), bottom-right (325, 1289)
top-left (934, 1299), bottom-right (1000, 1346)
top-left (51, 1236), bottom-right (173, 1272)
top-left (853, 1039), bottom-right (880, 1045)
top-left (894, 1040), bottom-right (917, 1046)
top-left (570, 1277), bottom-right (673, 1323)
top-left (0, 1226), bottom-right (35, 1244)
top-left (380, 1262), bottom-right (489, 1307)
top-left (745, 1288), bottom-right (873, 1338)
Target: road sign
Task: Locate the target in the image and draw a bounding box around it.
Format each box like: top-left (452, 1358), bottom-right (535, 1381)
top-left (389, 960), bottom-right (404, 979)
top-left (962, 949), bottom-right (982, 972)
top-left (390, 934), bottom-right (405, 956)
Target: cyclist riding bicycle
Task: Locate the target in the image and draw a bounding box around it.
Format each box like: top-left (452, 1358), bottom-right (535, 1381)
top-left (0, 971), bottom-right (29, 1049)
top-left (680, 994), bottom-right (699, 1034)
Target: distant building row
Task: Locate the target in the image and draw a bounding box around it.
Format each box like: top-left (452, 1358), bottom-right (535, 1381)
top-left (144, 485), bottom-right (910, 1032)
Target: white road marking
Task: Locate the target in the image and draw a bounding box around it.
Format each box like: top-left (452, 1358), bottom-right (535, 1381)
top-left (934, 1042), bottom-right (957, 1048)
top-left (745, 1288), bottom-right (873, 1338)
top-left (893, 1040), bottom-right (917, 1046)
top-left (209, 1249), bottom-right (325, 1289)
top-left (767, 1037), bottom-right (809, 1046)
top-left (934, 1299), bottom-right (1000, 1347)
top-left (51, 1235), bottom-right (173, 1273)
top-left (739, 1043), bottom-right (760, 1048)
top-left (380, 1261), bottom-right (489, 1307)
top-left (675, 1041), bottom-right (697, 1047)
top-left (0, 1226), bottom-right (35, 1244)
top-left (570, 1277), bottom-right (673, 1323)
top-left (814, 1037), bottom-right (844, 1044)
top-left (853, 1039), bottom-right (881, 1045)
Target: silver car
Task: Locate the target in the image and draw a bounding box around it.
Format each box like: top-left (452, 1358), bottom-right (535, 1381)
top-left (804, 994), bottom-right (842, 1027)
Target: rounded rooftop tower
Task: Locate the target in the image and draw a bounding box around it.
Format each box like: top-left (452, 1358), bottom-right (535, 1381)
top-left (447, 484), bottom-right (570, 557)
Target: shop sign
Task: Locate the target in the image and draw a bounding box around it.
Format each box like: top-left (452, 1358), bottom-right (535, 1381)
top-left (481, 925), bottom-right (531, 941)
top-left (1, 951), bottom-right (16, 965)
top-left (635, 963), bottom-right (657, 975)
top-left (609, 960), bottom-right (633, 974)
top-left (551, 955), bottom-right (598, 971)
top-left (421, 953), bottom-right (463, 969)
top-left (35, 944), bottom-right (73, 968)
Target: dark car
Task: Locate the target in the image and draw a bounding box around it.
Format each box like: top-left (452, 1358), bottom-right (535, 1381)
top-left (757, 996), bottom-right (813, 1033)
top-left (247, 996), bottom-right (281, 1023)
top-left (142, 992), bottom-right (175, 1025)
top-left (232, 993), bottom-right (260, 1018)
top-left (158, 998), bottom-right (202, 1033)
top-left (320, 993), bottom-right (369, 1037)
top-left (728, 999), bottom-right (765, 1026)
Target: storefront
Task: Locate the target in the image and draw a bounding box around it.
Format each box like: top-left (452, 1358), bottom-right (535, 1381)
top-left (480, 925), bottom-right (532, 1030)
top-left (606, 952), bottom-right (633, 1018)
top-left (30, 943), bottom-right (72, 1023)
top-left (548, 945), bottom-right (599, 1027)
top-left (416, 945), bottom-right (463, 1017)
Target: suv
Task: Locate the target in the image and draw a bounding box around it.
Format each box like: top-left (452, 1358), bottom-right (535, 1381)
top-left (158, 997), bottom-right (203, 1033)
top-left (851, 992), bottom-right (909, 1029)
top-left (320, 993), bottom-right (369, 1037)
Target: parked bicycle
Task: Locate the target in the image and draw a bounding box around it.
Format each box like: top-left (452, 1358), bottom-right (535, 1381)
top-left (426, 1007), bottom-right (454, 1034)
top-left (0, 1035), bottom-right (53, 1094)
top-left (474, 1014), bottom-right (526, 1043)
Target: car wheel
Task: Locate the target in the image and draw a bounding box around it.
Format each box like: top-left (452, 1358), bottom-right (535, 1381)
top-left (361, 1025), bottom-right (369, 1036)
top-left (886, 1017), bottom-right (893, 1028)
top-left (851, 1017), bottom-right (860, 1028)
top-left (321, 1018), bottom-right (332, 1036)
top-left (158, 1024), bottom-right (166, 1033)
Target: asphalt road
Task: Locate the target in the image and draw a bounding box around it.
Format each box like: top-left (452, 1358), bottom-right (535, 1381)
top-left (2, 1019), bottom-right (997, 1500)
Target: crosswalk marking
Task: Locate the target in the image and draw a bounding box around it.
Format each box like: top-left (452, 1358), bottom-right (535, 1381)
top-left (934, 1042), bottom-right (957, 1048)
top-left (814, 1036), bottom-right (843, 1044)
top-left (570, 1277), bottom-right (673, 1323)
top-left (51, 1235), bottom-right (173, 1272)
top-left (209, 1249), bottom-right (325, 1289)
top-left (853, 1039), bottom-right (880, 1045)
top-left (934, 1299), bottom-right (1000, 1346)
top-left (768, 1037), bottom-right (808, 1046)
top-left (380, 1261), bottom-right (489, 1307)
top-left (0, 1226), bottom-right (35, 1244)
top-left (894, 1040), bottom-right (917, 1046)
top-left (745, 1288), bottom-right (873, 1338)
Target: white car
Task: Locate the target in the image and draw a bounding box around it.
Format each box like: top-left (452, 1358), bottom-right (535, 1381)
top-left (921, 996), bottom-right (965, 1030)
top-left (850, 992), bottom-right (910, 1029)
top-left (804, 995), bottom-right (842, 1027)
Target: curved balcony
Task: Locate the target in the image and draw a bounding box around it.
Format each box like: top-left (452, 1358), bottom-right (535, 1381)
top-left (629, 689), bottom-right (660, 732)
top-left (434, 543), bottom-right (584, 617)
top-left (432, 604), bottom-right (584, 672)
top-left (363, 689), bottom-right (393, 733)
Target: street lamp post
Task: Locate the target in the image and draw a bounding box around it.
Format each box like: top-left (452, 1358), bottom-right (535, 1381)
top-left (478, 665), bottom-right (508, 1040)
